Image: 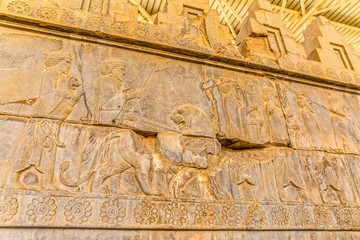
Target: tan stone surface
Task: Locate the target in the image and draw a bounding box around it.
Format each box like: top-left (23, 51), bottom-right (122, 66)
top-left (4, 229), bottom-right (360, 239)
top-left (236, 0), bottom-right (307, 71)
top-left (1, 0), bottom-right (360, 238)
top-left (303, 16), bottom-right (360, 73)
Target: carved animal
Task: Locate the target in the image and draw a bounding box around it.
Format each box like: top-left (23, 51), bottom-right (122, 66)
top-left (60, 129), bottom-right (159, 196)
top-left (170, 105), bottom-right (213, 136)
top-left (170, 168), bottom-right (214, 199)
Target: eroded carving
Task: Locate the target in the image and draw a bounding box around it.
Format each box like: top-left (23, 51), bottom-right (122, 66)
top-left (4, 51), bottom-right (86, 191)
top-left (133, 200), bottom-right (159, 224)
top-left (261, 86), bottom-right (288, 144)
top-left (60, 129), bottom-right (159, 196)
top-left (26, 196), bottom-right (57, 223)
top-left (0, 195), bottom-right (18, 222)
top-left (274, 150), bottom-right (309, 203)
top-left (64, 198), bottom-right (92, 224)
top-left (1, 2), bottom-right (360, 235)
top-left (328, 95), bottom-right (360, 153)
top-left (193, 203), bottom-right (216, 226)
top-left (164, 201), bottom-right (188, 226)
top-left (100, 199), bottom-right (126, 224)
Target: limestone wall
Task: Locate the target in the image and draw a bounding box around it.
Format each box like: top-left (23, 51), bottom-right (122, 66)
top-left (1, 0), bottom-right (360, 238)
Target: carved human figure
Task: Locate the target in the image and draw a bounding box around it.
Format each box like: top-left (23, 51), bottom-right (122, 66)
top-left (201, 76), bottom-right (264, 142)
top-left (347, 156), bottom-right (360, 198)
top-left (328, 95), bottom-right (360, 153)
top-left (261, 87), bottom-right (288, 143)
top-left (285, 111), bottom-right (312, 148)
top-left (208, 161), bottom-right (233, 200)
top-left (5, 51), bottom-right (85, 191)
top-left (296, 92), bottom-right (324, 149)
top-left (230, 163), bottom-right (258, 201)
top-left (200, 74), bottom-right (222, 133)
top-left (95, 58), bottom-right (139, 125)
top-left (297, 154), bottom-right (323, 203)
top-left (314, 157), bottom-right (343, 204)
top-left (217, 82), bottom-right (245, 138)
top-left (274, 151), bottom-right (309, 203)
top-left (241, 84), bottom-right (263, 142)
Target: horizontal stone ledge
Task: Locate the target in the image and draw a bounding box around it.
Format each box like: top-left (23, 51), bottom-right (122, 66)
top-left (2, 114), bottom-right (360, 156)
top-left (0, 190), bottom-right (359, 231)
top-left (0, 7), bottom-right (359, 91)
top-left (2, 229), bottom-right (360, 240)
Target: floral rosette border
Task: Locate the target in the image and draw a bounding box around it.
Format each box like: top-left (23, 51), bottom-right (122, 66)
top-left (2, 0), bottom-right (360, 87)
top-left (1, 190), bottom-right (360, 230)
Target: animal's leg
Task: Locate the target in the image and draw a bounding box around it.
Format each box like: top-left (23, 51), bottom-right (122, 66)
top-left (91, 166), bottom-right (110, 194)
top-left (4, 171), bottom-right (21, 190)
top-left (107, 161), bottom-right (132, 194)
top-left (135, 154), bottom-right (160, 196)
top-left (117, 130), bottom-right (160, 196)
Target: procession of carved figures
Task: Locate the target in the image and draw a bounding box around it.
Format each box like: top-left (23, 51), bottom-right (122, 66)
top-left (2, 0), bottom-right (360, 236)
top-left (1, 48), bottom-right (360, 210)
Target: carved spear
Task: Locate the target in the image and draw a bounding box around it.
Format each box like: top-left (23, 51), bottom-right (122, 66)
top-left (73, 46), bottom-right (93, 120)
top-left (139, 63), bottom-right (156, 93)
top-left (113, 63), bottom-right (156, 125)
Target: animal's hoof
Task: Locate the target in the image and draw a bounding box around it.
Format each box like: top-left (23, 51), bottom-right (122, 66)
top-left (100, 186), bottom-right (109, 194)
top-left (150, 187), bottom-right (161, 196)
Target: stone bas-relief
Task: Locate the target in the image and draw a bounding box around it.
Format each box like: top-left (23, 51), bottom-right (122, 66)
top-left (0, 0), bottom-right (359, 86)
top-left (2, 118), bottom-right (360, 232)
top-left (1, 101), bottom-right (358, 203)
top-left (2, 0), bottom-right (360, 238)
top-left (278, 81), bottom-right (360, 153)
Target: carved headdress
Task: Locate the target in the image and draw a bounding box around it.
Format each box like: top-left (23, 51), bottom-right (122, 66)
top-left (44, 51), bottom-right (72, 68)
top-left (99, 57), bottom-right (126, 77)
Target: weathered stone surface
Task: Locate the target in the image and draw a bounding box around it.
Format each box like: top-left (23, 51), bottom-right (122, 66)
top-left (303, 16), bottom-right (360, 74)
top-left (1, 0), bottom-right (360, 238)
top-left (236, 0), bottom-right (307, 71)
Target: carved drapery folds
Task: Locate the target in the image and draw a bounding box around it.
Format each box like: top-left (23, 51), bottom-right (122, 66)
top-left (2, 0), bottom-right (360, 237)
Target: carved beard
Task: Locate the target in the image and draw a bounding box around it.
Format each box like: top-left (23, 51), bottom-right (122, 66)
top-left (56, 61), bottom-right (71, 75)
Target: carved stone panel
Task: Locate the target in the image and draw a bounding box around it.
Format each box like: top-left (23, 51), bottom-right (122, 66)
top-left (1, 0), bottom-right (360, 238)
